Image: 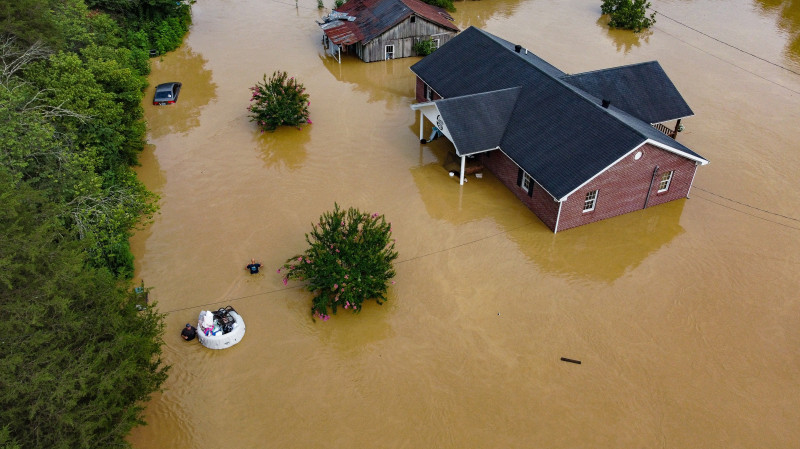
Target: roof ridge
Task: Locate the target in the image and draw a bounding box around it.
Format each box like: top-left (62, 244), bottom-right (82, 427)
top-left (563, 60), bottom-right (660, 78)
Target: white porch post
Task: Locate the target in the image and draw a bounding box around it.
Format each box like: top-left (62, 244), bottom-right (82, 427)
top-left (459, 155), bottom-right (466, 185)
top-left (419, 111), bottom-right (424, 141)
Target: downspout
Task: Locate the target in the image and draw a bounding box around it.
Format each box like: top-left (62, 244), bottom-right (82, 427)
top-left (554, 199), bottom-right (562, 234)
top-left (643, 165), bottom-right (659, 209)
top-left (459, 155), bottom-right (466, 186)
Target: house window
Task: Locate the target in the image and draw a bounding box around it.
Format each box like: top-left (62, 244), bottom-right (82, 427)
top-left (432, 38), bottom-right (440, 49)
top-left (424, 83), bottom-right (433, 101)
top-left (583, 190), bottom-right (598, 212)
top-left (521, 173), bottom-right (532, 193)
top-left (385, 45), bottom-right (394, 60)
top-left (410, 16), bottom-right (416, 23)
top-left (658, 171), bottom-right (674, 192)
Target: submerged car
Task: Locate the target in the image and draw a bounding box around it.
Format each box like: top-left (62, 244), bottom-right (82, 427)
top-left (153, 82), bottom-right (182, 105)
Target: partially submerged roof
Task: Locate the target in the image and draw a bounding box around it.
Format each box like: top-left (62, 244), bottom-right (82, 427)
top-left (411, 27), bottom-right (707, 200)
top-left (319, 0), bottom-right (458, 46)
top-left (561, 61), bottom-right (694, 124)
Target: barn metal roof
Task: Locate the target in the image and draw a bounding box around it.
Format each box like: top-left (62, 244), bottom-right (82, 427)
top-left (319, 0), bottom-right (458, 46)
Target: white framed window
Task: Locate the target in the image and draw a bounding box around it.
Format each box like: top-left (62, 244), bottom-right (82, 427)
top-left (385, 45), bottom-right (394, 60)
top-left (583, 190), bottom-right (598, 212)
top-left (521, 173), bottom-right (532, 193)
top-left (432, 38), bottom-right (440, 49)
top-left (424, 83), bottom-right (433, 101)
top-left (658, 171), bottom-right (674, 192)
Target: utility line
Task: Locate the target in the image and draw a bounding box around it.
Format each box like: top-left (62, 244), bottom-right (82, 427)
top-left (693, 186), bottom-right (800, 223)
top-left (654, 10), bottom-right (800, 77)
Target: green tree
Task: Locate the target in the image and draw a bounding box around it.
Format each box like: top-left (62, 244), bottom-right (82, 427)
top-left (601, 0), bottom-right (656, 32)
top-left (280, 204), bottom-right (398, 320)
top-left (0, 169), bottom-right (169, 449)
top-left (413, 38), bottom-right (437, 56)
top-left (247, 71), bottom-right (311, 132)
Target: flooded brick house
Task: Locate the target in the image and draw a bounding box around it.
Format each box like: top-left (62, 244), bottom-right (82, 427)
top-left (410, 26), bottom-right (709, 233)
top-left (318, 0), bottom-right (459, 63)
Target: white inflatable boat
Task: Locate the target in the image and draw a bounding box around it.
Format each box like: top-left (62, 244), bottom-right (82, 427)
top-left (197, 306), bottom-right (245, 350)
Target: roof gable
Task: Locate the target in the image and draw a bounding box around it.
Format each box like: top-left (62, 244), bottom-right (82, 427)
top-left (435, 87), bottom-right (522, 155)
top-left (411, 27), bottom-right (707, 200)
top-left (560, 61), bottom-right (694, 124)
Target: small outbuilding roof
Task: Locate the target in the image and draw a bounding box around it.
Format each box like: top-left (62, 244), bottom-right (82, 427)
top-left (319, 0), bottom-right (458, 46)
top-left (411, 27), bottom-right (707, 200)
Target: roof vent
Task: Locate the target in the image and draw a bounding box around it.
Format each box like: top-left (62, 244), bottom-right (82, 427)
top-left (602, 99), bottom-right (611, 108)
top-left (514, 44), bottom-right (522, 53)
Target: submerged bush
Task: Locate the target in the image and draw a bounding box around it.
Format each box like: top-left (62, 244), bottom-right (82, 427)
top-left (279, 204), bottom-right (398, 320)
top-left (247, 71), bottom-right (311, 132)
top-left (413, 38), bottom-right (437, 56)
top-left (601, 0), bottom-right (656, 33)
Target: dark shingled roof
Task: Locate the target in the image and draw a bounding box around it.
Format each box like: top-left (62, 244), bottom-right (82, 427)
top-left (561, 62), bottom-right (694, 124)
top-left (322, 0), bottom-right (457, 46)
top-left (436, 87), bottom-right (521, 155)
top-left (411, 27), bottom-right (707, 200)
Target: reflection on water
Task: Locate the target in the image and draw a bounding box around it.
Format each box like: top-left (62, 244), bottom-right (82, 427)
top-left (596, 16), bottom-right (653, 54)
top-left (147, 41), bottom-right (216, 139)
top-left (754, 0), bottom-right (800, 64)
top-left (318, 53), bottom-right (416, 107)
top-left (254, 125), bottom-right (310, 170)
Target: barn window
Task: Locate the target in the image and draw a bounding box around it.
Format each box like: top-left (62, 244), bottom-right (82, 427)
top-left (658, 171), bottom-right (674, 192)
top-left (385, 45), bottom-right (395, 60)
top-left (583, 190), bottom-right (598, 212)
top-left (410, 15), bottom-right (416, 23)
top-left (433, 38), bottom-right (440, 49)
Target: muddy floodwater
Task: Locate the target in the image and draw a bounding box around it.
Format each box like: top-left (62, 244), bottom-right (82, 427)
top-left (128, 0), bottom-right (800, 447)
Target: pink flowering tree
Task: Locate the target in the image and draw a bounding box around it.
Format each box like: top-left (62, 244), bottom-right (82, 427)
top-left (279, 204), bottom-right (398, 321)
top-left (247, 71), bottom-right (311, 132)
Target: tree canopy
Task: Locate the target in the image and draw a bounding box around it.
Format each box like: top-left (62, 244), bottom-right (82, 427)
top-left (0, 0), bottom-right (185, 445)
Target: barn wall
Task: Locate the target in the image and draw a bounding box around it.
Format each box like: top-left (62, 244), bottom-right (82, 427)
top-left (362, 17), bottom-right (457, 62)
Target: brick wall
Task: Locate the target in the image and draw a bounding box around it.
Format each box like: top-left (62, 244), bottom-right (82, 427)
top-left (556, 143), bottom-right (699, 231)
top-left (482, 143), bottom-right (699, 232)
top-left (415, 77), bottom-right (441, 103)
top-left (482, 150), bottom-right (560, 230)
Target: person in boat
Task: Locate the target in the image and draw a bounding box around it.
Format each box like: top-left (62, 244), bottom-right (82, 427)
top-left (246, 258), bottom-right (262, 274)
top-left (181, 323), bottom-right (197, 341)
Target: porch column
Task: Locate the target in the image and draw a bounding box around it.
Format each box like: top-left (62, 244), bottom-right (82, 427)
top-left (459, 155), bottom-right (466, 185)
top-left (419, 111), bottom-right (424, 141)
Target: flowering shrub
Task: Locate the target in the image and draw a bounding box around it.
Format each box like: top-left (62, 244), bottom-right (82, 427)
top-left (247, 71), bottom-right (311, 132)
top-left (279, 204), bottom-right (398, 320)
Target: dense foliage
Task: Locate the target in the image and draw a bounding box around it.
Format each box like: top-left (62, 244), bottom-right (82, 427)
top-left (248, 71), bottom-right (311, 132)
top-left (280, 205), bottom-right (398, 320)
top-left (0, 170), bottom-right (168, 448)
top-left (601, 0), bottom-right (656, 32)
top-left (413, 38), bottom-right (437, 56)
top-left (0, 0), bottom-right (186, 445)
top-left (420, 0), bottom-right (455, 12)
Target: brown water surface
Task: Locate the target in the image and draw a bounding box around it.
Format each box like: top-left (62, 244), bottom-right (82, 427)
top-left (129, 0), bottom-right (800, 447)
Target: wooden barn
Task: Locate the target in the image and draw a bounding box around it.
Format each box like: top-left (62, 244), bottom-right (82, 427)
top-left (318, 0), bottom-right (459, 63)
top-left (410, 27), bottom-right (709, 233)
